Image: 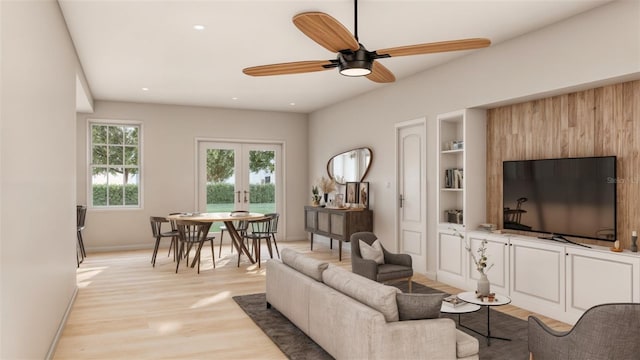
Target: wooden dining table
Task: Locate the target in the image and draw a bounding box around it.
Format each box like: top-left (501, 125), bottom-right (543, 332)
top-left (167, 212), bottom-right (266, 266)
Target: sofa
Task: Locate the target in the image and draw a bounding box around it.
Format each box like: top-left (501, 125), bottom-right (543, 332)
top-left (266, 248), bottom-right (479, 359)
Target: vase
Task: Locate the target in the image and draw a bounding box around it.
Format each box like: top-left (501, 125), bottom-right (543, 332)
top-left (477, 273), bottom-right (490, 296)
top-left (323, 193), bottom-right (329, 205)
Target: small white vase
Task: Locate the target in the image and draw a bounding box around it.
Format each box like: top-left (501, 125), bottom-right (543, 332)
top-left (477, 272), bottom-right (490, 296)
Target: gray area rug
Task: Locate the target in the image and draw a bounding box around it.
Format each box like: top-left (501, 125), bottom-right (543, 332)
top-left (233, 282), bottom-right (529, 360)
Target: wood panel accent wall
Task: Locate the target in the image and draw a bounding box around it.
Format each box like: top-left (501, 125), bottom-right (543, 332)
top-left (486, 80), bottom-right (640, 249)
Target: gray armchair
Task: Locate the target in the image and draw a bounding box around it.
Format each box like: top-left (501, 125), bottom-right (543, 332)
top-left (350, 232), bottom-right (414, 292)
top-left (528, 302), bottom-right (640, 360)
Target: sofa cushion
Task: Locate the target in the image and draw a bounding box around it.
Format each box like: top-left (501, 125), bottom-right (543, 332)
top-left (281, 248), bottom-right (328, 282)
top-left (322, 266), bottom-right (400, 322)
top-left (456, 330), bottom-right (480, 358)
top-left (396, 293), bottom-right (446, 320)
top-left (359, 239), bottom-right (384, 264)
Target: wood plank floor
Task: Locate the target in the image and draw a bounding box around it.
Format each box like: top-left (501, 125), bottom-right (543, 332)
top-left (54, 240), bottom-right (571, 359)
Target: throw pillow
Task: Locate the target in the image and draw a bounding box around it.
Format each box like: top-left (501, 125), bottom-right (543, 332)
top-left (396, 293), bottom-right (446, 321)
top-left (359, 239), bottom-right (384, 264)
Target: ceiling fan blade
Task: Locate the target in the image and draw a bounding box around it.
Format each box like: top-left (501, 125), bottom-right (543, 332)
top-left (243, 60), bottom-right (335, 77)
top-left (376, 38), bottom-right (491, 58)
top-left (366, 61), bottom-right (395, 83)
top-left (293, 12), bottom-right (359, 53)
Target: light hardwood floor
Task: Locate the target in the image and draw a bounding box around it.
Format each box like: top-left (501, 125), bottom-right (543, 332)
top-left (54, 240), bottom-right (571, 359)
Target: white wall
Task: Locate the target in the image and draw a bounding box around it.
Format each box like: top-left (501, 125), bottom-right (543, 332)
top-left (1, 0), bottom-right (79, 358)
top-left (308, 0), bottom-right (640, 277)
top-left (76, 101), bottom-right (308, 250)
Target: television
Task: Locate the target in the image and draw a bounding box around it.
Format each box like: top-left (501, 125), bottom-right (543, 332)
top-left (502, 156), bottom-right (616, 242)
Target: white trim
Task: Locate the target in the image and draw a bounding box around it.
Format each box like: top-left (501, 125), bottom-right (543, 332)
top-left (87, 244), bottom-right (155, 252)
top-left (86, 118), bottom-right (144, 210)
top-left (45, 286), bottom-right (78, 360)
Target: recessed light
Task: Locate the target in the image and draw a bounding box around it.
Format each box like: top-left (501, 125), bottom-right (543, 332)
top-left (193, 24), bottom-right (205, 31)
top-left (289, 102), bottom-right (296, 106)
top-left (141, 87), bottom-right (149, 91)
top-left (232, 97), bottom-right (238, 100)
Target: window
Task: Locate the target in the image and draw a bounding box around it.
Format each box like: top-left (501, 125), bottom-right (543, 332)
top-left (89, 121), bottom-right (141, 208)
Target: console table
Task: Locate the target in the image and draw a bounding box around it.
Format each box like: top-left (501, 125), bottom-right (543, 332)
top-left (304, 206), bottom-right (373, 261)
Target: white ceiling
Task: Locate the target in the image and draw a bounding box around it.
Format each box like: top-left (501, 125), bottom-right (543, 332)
top-left (59, 0), bottom-right (612, 114)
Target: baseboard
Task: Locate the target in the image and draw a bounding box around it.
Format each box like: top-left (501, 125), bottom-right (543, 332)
top-left (423, 270), bottom-right (437, 280)
top-left (45, 286), bottom-right (78, 360)
top-left (88, 243), bottom-right (153, 252)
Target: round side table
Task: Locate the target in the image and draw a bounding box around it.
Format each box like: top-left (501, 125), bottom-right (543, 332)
top-left (456, 291), bottom-right (512, 346)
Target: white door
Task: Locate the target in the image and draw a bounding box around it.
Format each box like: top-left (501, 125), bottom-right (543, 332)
top-left (197, 141), bottom-right (282, 235)
top-left (396, 120), bottom-right (427, 273)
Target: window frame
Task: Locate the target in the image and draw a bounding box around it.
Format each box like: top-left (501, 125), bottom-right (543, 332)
top-left (87, 119), bottom-right (143, 210)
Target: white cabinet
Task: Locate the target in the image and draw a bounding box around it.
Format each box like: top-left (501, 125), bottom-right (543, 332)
top-left (436, 228), bottom-right (467, 289)
top-left (467, 232), bottom-right (509, 295)
top-left (436, 109), bottom-right (486, 230)
top-left (436, 231), bottom-right (640, 324)
top-left (565, 247), bottom-right (640, 323)
top-left (509, 237), bottom-right (566, 317)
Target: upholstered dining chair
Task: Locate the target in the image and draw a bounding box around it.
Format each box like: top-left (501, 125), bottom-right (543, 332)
top-left (76, 205), bottom-right (87, 267)
top-left (528, 302), bottom-right (640, 360)
top-left (350, 231), bottom-right (414, 292)
top-left (149, 216), bottom-right (179, 267)
top-left (175, 220), bottom-right (214, 274)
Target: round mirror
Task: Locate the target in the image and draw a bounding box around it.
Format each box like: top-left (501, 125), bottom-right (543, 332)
top-left (327, 147), bottom-right (372, 185)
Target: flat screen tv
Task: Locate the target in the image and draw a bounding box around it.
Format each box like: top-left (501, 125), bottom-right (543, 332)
top-left (502, 156), bottom-right (616, 242)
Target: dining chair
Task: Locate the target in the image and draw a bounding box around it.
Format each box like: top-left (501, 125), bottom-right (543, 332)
top-left (242, 217), bottom-right (273, 268)
top-left (218, 220), bottom-right (249, 257)
top-left (264, 213), bottom-right (280, 258)
top-left (175, 220), bottom-right (214, 274)
top-left (149, 216), bottom-right (179, 267)
top-left (76, 205), bottom-right (87, 267)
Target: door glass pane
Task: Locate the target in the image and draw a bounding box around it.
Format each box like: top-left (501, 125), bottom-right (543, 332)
top-left (206, 148), bottom-right (235, 231)
top-left (248, 150), bottom-right (276, 214)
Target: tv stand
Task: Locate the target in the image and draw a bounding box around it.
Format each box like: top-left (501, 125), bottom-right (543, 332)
top-left (538, 234), bottom-right (591, 249)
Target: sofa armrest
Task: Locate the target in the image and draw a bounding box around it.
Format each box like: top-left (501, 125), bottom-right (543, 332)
top-left (374, 318), bottom-right (461, 360)
top-left (528, 316), bottom-right (569, 360)
top-left (383, 250), bottom-right (412, 267)
top-left (352, 255), bottom-right (379, 281)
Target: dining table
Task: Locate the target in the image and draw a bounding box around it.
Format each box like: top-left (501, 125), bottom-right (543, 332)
top-left (167, 211), bottom-right (266, 266)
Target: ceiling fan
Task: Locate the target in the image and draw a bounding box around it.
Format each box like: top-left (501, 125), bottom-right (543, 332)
top-left (243, 0), bottom-right (491, 83)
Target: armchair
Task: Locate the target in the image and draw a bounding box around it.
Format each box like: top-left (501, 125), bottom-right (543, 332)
top-left (350, 232), bottom-right (414, 292)
top-left (528, 302), bottom-right (640, 360)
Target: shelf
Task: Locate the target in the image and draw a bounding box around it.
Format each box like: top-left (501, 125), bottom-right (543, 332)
top-left (441, 188), bottom-right (463, 192)
top-left (441, 149), bottom-right (464, 154)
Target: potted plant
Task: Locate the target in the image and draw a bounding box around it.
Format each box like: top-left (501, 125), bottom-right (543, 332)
top-left (311, 186), bottom-right (322, 206)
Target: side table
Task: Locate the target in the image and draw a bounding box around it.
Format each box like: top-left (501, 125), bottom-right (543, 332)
top-left (440, 301), bottom-right (481, 326)
top-left (456, 291), bottom-right (512, 346)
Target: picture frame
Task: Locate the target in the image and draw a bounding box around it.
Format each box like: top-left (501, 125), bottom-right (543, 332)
top-left (358, 182), bottom-right (369, 209)
top-left (346, 182), bottom-right (359, 204)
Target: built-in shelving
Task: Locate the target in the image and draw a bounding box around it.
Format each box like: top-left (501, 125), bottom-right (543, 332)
top-left (436, 109), bottom-right (486, 229)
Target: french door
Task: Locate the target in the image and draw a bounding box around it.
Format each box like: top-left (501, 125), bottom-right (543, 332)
top-left (197, 141), bottom-right (282, 233)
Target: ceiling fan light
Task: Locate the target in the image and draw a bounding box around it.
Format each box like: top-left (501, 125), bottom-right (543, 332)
top-left (339, 60), bottom-right (372, 77)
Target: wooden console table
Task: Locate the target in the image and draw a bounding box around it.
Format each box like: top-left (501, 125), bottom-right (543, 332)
top-left (304, 206), bottom-right (373, 261)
